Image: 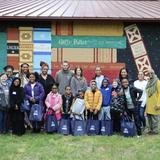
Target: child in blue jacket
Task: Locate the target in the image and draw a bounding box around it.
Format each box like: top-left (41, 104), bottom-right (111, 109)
top-left (99, 78), bottom-right (112, 120)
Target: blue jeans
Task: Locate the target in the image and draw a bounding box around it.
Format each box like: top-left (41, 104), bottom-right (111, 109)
top-left (98, 106), bottom-right (111, 120)
top-left (0, 110), bottom-right (7, 133)
top-left (138, 101), bottom-right (146, 128)
top-left (127, 107), bottom-right (141, 135)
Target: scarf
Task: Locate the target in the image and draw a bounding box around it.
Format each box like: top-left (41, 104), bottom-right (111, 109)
top-left (146, 73), bottom-right (158, 97)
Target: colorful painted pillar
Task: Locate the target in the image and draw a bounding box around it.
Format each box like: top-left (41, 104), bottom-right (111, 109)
top-left (7, 28), bottom-right (19, 72)
top-left (125, 24), bottom-right (152, 76)
top-left (33, 28), bottom-right (52, 73)
top-left (0, 32), bottom-right (7, 73)
top-left (19, 27), bottom-right (34, 72)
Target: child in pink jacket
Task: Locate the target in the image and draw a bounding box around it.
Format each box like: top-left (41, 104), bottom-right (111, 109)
top-left (45, 84), bottom-right (62, 121)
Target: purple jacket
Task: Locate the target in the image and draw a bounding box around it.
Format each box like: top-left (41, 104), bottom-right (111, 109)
top-left (24, 82), bottom-right (45, 106)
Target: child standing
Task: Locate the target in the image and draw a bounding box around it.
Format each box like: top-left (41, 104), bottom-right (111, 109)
top-left (45, 84), bottom-right (62, 122)
top-left (110, 79), bottom-right (125, 133)
top-left (61, 86), bottom-right (74, 119)
top-left (99, 78), bottom-right (112, 120)
top-left (9, 78), bottom-right (25, 136)
top-left (71, 90), bottom-right (85, 120)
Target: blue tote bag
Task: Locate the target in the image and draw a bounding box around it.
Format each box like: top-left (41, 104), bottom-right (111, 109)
top-left (86, 114), bottom-right (100, 136)
top-left (120, 116), bottom-right (136, 137)
top-left (29, 104), bottom-right (43, 122)
top-left (100, 120), bottom-right (113, 136)
top-left (45, 114), bottom-right (58, 133)
top-left (71, 115), bottom-right (86, 136)
top-left (58, 118), bottom-right (71, 135)
top-left (20, 100), bottom-right (30, 112)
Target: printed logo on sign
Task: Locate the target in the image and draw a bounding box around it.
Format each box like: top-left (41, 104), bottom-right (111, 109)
top-left (123, 128), bottom-right (129, 134)
top-left (90, 125), bottom-right (95, 131)
top-left (101, 126), bottom-right (106, 132)
top-left (33, 110), bottom-right (38, 116)
top-left (51, 121), bottom-right (55, 127)
top-left (62, 125), bottom-right (67, 131)
top-left (77, 126), bottom-right (83, 131)
top-left (26, 100), bottom-right (30, 106)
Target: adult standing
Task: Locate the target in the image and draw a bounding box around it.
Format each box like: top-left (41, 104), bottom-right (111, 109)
top-left (0, 73), bottom-right (9, 134)
top-left (55, 61), bottom-right (73, 95)
top-left (70, 67), bottom-right (87, 97)
top-left (134, 71), bottom-right (147, 130)
top-left (94, 66), bottom-right (104, 89)
top-left (38, 61), bottom-right (55, 127)
top-left (9, 78), bottom-right (25, 136)
top-left (16, 63), bottom-right (30, 87)
top-left (145, 69), bottom-right (160, 135)
top-left (3, 65), bottom-right (15, 87)
top-left (122, 78), bottom-right (142, 136)
top-left (3, 65), bottom-right (15, 130)
top-left (119, 67), bottom-right (133, 85)
top-left (15, 63), bottom-right (30, 129)
top-left (38, 61), bottom-right (55, 99)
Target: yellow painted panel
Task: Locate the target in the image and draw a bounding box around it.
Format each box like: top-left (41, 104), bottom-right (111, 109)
top-left (19, 50), bottom-right (33, 63)
top-left (73, 22), bottom-right (123, 36)
top-left (19, 31), bottom-right (33, 43)
top-left (19, 27), bottom-right (33, 31)
top-left (112, 49), bottom-right (117, 63)
top-left (98, 49), bottom-right (111, 63)
top-left (51, 22), bottom-right (56, 35)
top-left (61, 22), bottom-right (68, 35)
top-left (62, 48), bottom-right (94, 62)
top-left (52, 48), bottom-right (57, 62)
top-left (19, 43), bottom-right (33, 50)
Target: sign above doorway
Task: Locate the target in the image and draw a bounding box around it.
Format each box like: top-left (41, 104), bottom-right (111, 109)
top-left (52, 36), bottom-right (126, 49)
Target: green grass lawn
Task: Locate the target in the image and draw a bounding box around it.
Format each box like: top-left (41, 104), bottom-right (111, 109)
top-left (0, 132), bottom-right (160, 160)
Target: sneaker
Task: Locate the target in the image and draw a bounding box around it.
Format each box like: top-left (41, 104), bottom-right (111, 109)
top-left (151, 132), bottom-right (158, 135)
top-left (147, 131), bottom-right (152, 135)
top-left (142, 127), bottom-right (148, 134)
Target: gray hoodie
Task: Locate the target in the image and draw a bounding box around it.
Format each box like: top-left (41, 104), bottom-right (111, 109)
top-left (55, 70), bottom-right (73, 95)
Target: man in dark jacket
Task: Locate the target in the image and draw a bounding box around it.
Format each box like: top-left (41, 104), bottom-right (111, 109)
top-left (122, 78), bottom-right (143, 136)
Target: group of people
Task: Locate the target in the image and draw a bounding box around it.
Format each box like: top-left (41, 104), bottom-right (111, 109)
top-left (0, 60), bottom-right (160, 136)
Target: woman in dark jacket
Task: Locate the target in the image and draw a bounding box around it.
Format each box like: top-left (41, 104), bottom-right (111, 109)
top-left (38, 61), bottom-right (55, 100)
top-left (38, 62), bottom-right (55, 127)
top-left (110, 79), bottom-right (125, 133)
top-left (122, 78), bottom-right (143, 135)
top-left (9, 77), bottom-right (25, 136)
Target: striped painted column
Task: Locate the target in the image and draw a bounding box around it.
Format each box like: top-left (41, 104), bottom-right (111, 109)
top-left (33, 28), bottom-right (52, 74)
top-left (19, 27), bottom-right (33, 72)
top-left (7, 28), bottom-right (19, 72)
top-left (0, 32), bottom-right (7, 73)
top-left (125, 24), bottom-right (152, 77)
